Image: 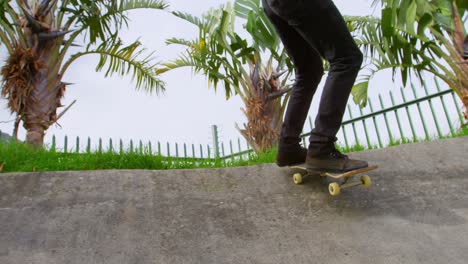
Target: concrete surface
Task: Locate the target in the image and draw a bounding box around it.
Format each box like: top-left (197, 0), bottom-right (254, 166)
top-left (0, 137), bottom-right (467, 264)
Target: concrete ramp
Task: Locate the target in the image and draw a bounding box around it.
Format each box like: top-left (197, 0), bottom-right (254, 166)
top-left (1, 137), bottom-right (467, 264)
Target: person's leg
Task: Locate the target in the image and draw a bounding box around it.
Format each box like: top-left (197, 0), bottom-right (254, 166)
top-left (262, 0), bottom-right (324, 166)
top-left (285, 1), bottom-right (364, 156)
top-left (265, 0), bottom-right (367, 171)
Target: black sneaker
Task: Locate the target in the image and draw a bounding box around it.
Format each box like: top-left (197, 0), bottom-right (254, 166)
top-left (305, 148), bottom-right (368, 172)
top-left (276, 145), bottom-right (307, 167)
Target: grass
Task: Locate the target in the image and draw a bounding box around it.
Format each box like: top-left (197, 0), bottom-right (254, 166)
top-left (1, 126), bottom-right (466, 173)
top-left (0, 140), bottom-right (279, 173)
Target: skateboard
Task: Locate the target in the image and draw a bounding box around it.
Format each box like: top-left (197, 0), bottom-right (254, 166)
top-left (288, 164), bottom-right (378, 196)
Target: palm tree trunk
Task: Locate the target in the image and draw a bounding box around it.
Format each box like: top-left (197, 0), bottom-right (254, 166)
top-left (1, 44), bottom-right (65, 147)
top-left (13, 113), bottom-right (21, 140)
top-left (451, 46), bottom-right (468, 122)
top-left (28, 47), bottom-right (65, 147)
top-left (1, 1), bottom-right (68, 147)
top-left (237, 62), bottom-right (291, 153)
top-left (451, 1), bottom-right (468, 121)
top-left (459, 72), bottom-right (468, 121)
top-left (24, 75), bottom-right (64, 146)
top-left (462, 91), bottom-right (468, 122)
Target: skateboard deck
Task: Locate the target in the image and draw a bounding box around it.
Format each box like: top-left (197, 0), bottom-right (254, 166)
top-left (288, 164), bottom-right (378, 196)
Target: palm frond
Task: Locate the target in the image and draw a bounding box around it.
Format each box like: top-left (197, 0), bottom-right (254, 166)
top-left (0, 28), bottom-right (13, 53)
top-left (122, 0), bottom-right (169, 11)
top-left (58, 0), bottom-right (169, 70)
top-left (352, 59), bottom-right (403, 107)
top-left (234, 0), bottom-right (260, 19)
top-left (62, 0), bottom-right (167, 44)
top-left (0, 2), bottom-right (23, 49)
top-left (62, 1), bottom-right (123, 43)
top-left (347, 12), bottom-right (450, 88)
top-left (235, 0), bottom-right (279, 50)
top-left (61, 39), bottom-right (165, 94)
top-left (157, 53), bottom-right (201, 75)
top-left (172, 11), bottom-right (207, 29)
top-left (165, 37), bottom-right (193, 47)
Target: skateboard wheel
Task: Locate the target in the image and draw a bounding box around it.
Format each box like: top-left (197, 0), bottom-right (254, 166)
top-left (293, 173), bottom-right (303, 185)
top-left (361, 175), bottom-right (371, 188)
top-left (328, 182), bottom-right (341, 196)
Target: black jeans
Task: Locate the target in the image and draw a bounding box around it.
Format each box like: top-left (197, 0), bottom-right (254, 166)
top-left (263, 0), bottom-right (363, 155)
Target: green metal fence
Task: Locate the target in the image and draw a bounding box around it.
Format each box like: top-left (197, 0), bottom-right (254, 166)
top-left (48, 135), bottom-right (216, 160)
top-left (215, 78), bottom-right (465, 160)
top-left (47, 78), bottom-right (465, 159)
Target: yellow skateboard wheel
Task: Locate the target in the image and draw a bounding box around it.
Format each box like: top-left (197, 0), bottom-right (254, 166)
top-left (293, 173), bottom-right (303, 185)
top-left (328, 182), bottom-right (341, 196)
top-left (361, 175), bottom-right (372, 188)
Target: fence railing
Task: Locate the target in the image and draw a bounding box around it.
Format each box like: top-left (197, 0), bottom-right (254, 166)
top-left (46, 77), bottom-right (465, 160)
top-left (48, 135), bottom-right (216, 160)
top-left (215, 78), bottom-right (465, 160)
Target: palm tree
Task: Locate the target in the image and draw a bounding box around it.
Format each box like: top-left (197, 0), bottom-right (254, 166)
top-left (158, 0), bottom-right (294, 153)
top-left (348, 0), bottom-right (467, 122)
top-left (0, 0), bottom-right (168, 147)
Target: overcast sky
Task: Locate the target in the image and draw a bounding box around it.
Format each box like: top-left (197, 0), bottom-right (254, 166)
top-left (1, 0), bottom-right (453, 152)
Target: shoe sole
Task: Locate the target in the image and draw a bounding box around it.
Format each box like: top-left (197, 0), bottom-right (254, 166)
top-left (301, 164), bottom-right (369, 174)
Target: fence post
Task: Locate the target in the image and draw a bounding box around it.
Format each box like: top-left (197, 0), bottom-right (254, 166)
top-left (450, 91), bottom-right (464, 125)
top-left (434, 79), bottom-right (455, 136)
top-left (308, 116), bottom-right (314, 131)
top-left (75, 136), bottom-right (79, 153)
top-left (389, 91), bottom-right (405, 141)
top-left (87, 137), bottom-right (91, 153)
top-left (401, 88), bottom-right (418, 141)
top-left (238, 138), bottom-right (243, 160)
top-left (212, 125), bottom-right (220, 159)
top-left (51, 135), bottom-right (56, 152)
top-left (358, 107), bottom-right (371, 148)
top-left (347, 105), bottom-right (360, 147)
top-left (379, 94), bottom-right (393, 142)
top-left (98, 138), bottom-right (102, 153)
top-left (109, 138), bottom-right (113, 153)
top-left (368, 99), bottom-right (383, 148)
top-left (411, 84), bottom-right (430, 140)
top-left (341, 125), bottom-right (350, 150)
top-left (422, 82), bottom-right (442, 138)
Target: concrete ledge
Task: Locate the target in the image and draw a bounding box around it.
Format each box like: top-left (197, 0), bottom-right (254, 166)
top-left (0, 137), bottom-right (467, 264)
